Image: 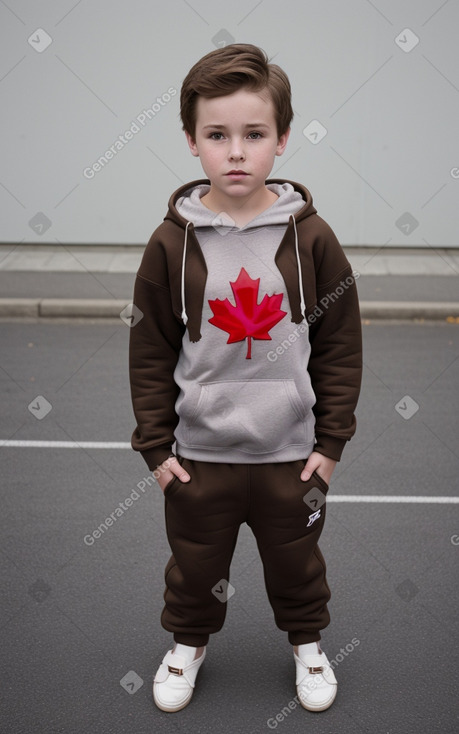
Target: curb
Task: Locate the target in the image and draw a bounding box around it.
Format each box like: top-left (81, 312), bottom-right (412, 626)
top-left (359, 301), bottom-right (459, 320)
top-left (0, 298), bottom-right (458, 320)
top-left (0, 298), bottom-right (130, 318)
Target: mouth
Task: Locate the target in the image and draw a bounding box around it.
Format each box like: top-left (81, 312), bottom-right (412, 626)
top-left (226, 170), bottom-right (249, 177)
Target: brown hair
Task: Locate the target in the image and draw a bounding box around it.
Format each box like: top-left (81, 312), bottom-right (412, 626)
top-left (180, 44), bottom-right (293, 138)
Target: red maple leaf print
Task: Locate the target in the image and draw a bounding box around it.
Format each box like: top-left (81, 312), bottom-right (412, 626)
top-left (208, 267), bottom-right (287, 359)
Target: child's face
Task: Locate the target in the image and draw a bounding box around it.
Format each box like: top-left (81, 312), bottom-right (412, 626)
top-left (185, 88), bottom-right (289, 208)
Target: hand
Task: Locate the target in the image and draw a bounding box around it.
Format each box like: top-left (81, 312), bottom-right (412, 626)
top-left (300, 451), bottom-right (337, 485)
top-left (156, 456), bottom-right (191, 493)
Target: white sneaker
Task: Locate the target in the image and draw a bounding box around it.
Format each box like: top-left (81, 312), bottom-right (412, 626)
top-left (153, 647), bottom-right (206, 712)
top-left (294, 644), bottom-right (337, 711)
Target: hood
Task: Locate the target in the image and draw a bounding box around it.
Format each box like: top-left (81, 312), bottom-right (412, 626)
top-left (164, 178), bottom-right (317, 230)
top-left (174, 181), bottom-right (307, 229)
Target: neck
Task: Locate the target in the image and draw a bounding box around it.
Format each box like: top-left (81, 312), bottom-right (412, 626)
top-left (201, 185), bottom-right (278, 227)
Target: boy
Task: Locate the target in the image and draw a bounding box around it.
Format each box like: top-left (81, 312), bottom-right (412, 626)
top-left (129, 44), bottom-right (362, 713)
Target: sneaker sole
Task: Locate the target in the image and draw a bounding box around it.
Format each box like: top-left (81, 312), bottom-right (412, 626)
top-left (153, 684), bottom-right (193, 713)
top-left (298, 686), bottom-right (337, 712)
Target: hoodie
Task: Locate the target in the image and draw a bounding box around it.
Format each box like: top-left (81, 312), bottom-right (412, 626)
top-left (129, 179), bottom-right (362, 469)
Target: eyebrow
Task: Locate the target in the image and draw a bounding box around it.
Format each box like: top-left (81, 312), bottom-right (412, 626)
top-left (202, 123), bottom-right (271, 130)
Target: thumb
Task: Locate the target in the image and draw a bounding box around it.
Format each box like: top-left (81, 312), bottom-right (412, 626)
top-left (301, 456), bottom-right (319, 482)
top-left (168, 456), bottom-right (191, 483)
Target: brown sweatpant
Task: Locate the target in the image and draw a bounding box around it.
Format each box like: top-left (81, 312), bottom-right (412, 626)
top-left (161, 456), bottom-right (331, 647)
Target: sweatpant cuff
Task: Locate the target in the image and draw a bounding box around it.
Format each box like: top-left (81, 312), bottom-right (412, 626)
top-left (173, 632), bottom-right (210, 647)
top-left (288, 630), bottom-right (322, 645)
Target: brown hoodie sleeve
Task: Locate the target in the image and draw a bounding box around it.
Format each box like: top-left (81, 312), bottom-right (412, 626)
top-left (306, 219), bottom-right (363, 461)
top-left (129, 233), bottom-right (185, 470)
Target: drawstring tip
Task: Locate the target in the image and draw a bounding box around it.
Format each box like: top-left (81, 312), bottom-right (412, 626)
top-left (300, 300), bottom-right (307, 323)
top-left (181, 221), bottom-right (191, 329)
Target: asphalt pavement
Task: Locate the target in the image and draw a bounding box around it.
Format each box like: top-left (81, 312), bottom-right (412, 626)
top-left (1, 318), bottom-right (459, 734)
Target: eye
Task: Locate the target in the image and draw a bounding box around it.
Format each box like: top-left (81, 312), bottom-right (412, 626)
top-left (247, 132), bottom-right (262, 139)
top-left (209, 132), bottom-right (224, 140)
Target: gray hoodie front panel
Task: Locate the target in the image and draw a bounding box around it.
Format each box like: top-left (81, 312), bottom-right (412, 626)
top-left (173, 183), bottom-right (316, 463)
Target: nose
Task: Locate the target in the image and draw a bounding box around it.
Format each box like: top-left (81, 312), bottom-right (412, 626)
top-left (228, 138), bottom-right (245, 161)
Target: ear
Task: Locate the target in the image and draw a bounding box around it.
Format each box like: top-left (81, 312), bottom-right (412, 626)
top-left (275, 127), bottom-right (290, 156)
top-left (185, 131), bottom-right (200, 157)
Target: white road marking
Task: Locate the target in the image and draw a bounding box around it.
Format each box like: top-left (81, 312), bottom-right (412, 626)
top-left (327, 495), bottom-right (459, 504)
top-left (1, 439), bottom-right (131, 449)
top-left (1, 440), bottom-right (459, 504)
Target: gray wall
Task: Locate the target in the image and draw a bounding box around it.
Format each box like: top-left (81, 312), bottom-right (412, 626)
top-left (1, 0), bottom-right (458, 246)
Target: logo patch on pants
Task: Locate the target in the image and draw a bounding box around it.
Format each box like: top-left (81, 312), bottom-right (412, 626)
top-left (307, 509), bottom-right (322, 527)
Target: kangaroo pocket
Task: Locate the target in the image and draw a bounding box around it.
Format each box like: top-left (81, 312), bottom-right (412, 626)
top-left (176, 379), bottom-right (315, 454)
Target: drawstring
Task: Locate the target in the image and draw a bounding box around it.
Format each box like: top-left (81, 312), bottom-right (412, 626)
top-left (291, 215), bottom-right (306, 321)
top-left (181, 217), bottom-right (305, 329)
top-left (181, 222), bottom-right (191, 326)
